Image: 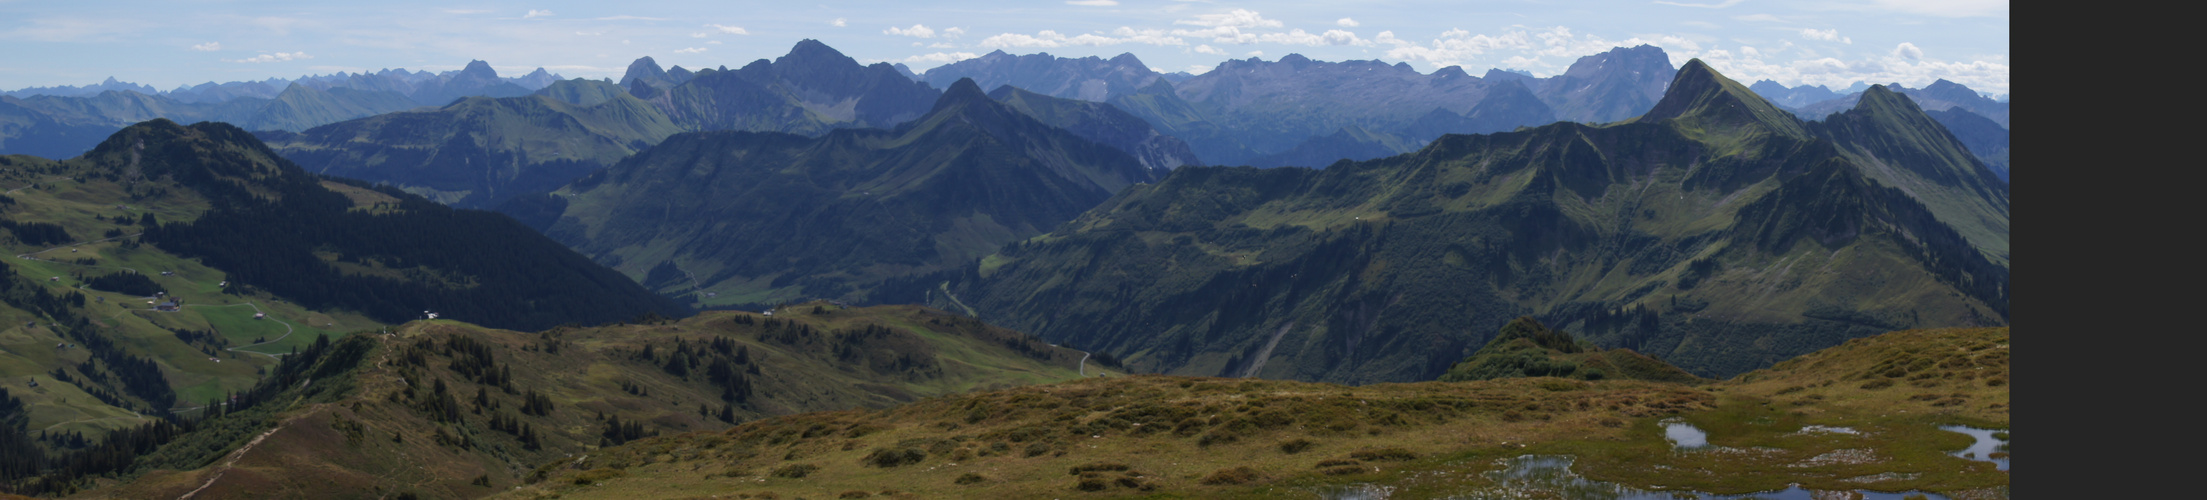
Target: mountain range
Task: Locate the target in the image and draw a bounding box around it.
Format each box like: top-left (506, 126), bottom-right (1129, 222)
top-left (500, 78), bottom-right (1161, 307)
top-left (901, 60), bottom-right (2008, 382)
top-left (0, 62), bottom-right (570, 160)
top-left (922, 45), bottom-right (1674, 167)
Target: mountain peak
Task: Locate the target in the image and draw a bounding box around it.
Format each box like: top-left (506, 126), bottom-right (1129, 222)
top-left (461, 60), bottom-right (498, 78)
top-left (933, 77), bottom-right (989, 112)
top-left (622, 56), bottom-right (668, 87)
top-left (1640, 58), bottom-right (1804, 138)
top-left (784, 39), bottom-right (852, 64)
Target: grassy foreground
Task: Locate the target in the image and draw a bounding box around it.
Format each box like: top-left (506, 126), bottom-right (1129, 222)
top-left (502, 327), bottom-right (2008, 499)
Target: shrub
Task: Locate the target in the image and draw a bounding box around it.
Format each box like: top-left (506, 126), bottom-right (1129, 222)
top-left (1201, 466), bottom-right (1262, 485)
top-left (1859, 379), bottom-right (1894, 390)
top-left (1320, 465), bottom-right (1368, 476)
top-left (1277, 438), bottom-right (1314, 454)
top-left (572, 468), bottom-right (626, 485)
top-left (1068, 462), bottom-right (1131, 475)
top-left (954, 473), bottom-right (988, 485)
top-left (1314, 459), bottom-right (1361, 468)
top-left (837, 491), bottom-right (871, 499)
top-left (1075, 477), bottom-right (1109, 491)
top-left (771, 463), bottom-right (819, 478)
top-left (863, 447), bottom-right (926, 468)
top-left (1350, 448), bottom-right (1418, 462)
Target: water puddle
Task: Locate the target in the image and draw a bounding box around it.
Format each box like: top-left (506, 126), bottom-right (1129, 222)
top-left (1794, 425), bottom-right (1861, 435)
top-left (1938, 425), bottom-right (2010, 471)
top-left (1453, 454), bottom-right (1956, 499)
top-left (1314, 483), bottom-right (1396, 500)
top-left (1662, 419), bottom-right (1710, 450)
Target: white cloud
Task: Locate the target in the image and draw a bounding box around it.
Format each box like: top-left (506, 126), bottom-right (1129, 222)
top-left (1799, 28), bottom-right (1850, 44)
top-left (1860, 0), bottom-right (2007, 17)
top-left (675, 47), bottom-right (707, 54)
top-left (1336, 18), bottom-right (1359, 27)
top-left (1192, 44), bottom-right (1226, 55)
top-left (707, 24), bottom-right (748, 35)
top-left (596, 16), bottom-right (668, 21)
top-left (1733, 13), bottom-right (1785, 22)
top-left (1066, 0), bottom-right (1119, 5)
top-left (897, 52), bottom-right (980, 67)
top-left (886, 24), bottom-right (936, 38)
top-left (224, 51), bottom-right (311, 63)
top-left (575, 31), bottom-right (603, 36)
top-left (944, 27), bottom-right (966, 37)
top-left (1652, 0), bottom-right (1746, 7)
top-left (690, 32), bottom-right (709, 38)
top-left (708, 40), bottom-right (722, 45)
top-left (977, 28), bottom-right (1186, 48)
top-left (1176, 9), bottom-right (1283, 29)
top-left (523, 10), bottom-right (552, 19)
top-left (1891, 42), bottom-right (1923, 60)
top-left (1251, 29), bottom-right (1373, 47)
top-left (190, 42), bottom-right (220, 51)
top-left (832, 18), bottom-right (847, 27)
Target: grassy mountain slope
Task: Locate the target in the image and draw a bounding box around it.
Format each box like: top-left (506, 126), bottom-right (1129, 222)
top-left (65, 303), bottom-right (1109, 499)
top-left (986, 85), bottom-right (1202, 170)
top-left (262, 93), bottom-right (682, 209)
top-left (241, 84), bottom-right (419, 133)
top-left (1809, 86), bottom-right (2011, 264)
top-left (1925, 108), bottom-right (2009, 181)
top-left (517, 79), bottom-right (1160, 307)
top-left (506, 326), bottom-right (2007, 499)
top-left (917, 59), bottom-right (2007, 382)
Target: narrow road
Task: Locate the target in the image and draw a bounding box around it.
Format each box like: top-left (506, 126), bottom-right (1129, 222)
top-left (1079, 351), bottom-right (1090, 377)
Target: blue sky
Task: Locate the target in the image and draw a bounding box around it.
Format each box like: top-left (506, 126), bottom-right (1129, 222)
top-left (0, 0), bottom-right (2009, 95)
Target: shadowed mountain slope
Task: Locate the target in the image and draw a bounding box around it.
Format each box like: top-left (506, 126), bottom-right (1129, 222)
top-left (906, 59), bottom-right (2007, 382)
top-left (508, 79), bottom-right (1160, 307)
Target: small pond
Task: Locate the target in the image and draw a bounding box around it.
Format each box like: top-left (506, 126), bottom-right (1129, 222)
top-left (1939, 425), bottom-right (2010, 471)
top-left (1662, 419), bottom-right (1710, 450)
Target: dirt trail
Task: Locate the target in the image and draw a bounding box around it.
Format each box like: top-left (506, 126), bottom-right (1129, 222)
top-left (174, 419), bottom-right (289, 500)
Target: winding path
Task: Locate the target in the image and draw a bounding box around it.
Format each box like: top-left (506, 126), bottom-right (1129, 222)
top-left (181, 302), bottom-right (297, 359)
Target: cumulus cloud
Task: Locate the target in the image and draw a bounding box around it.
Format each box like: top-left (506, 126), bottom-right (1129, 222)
top-left (886, 24), bottom-right (936, 38)
top-left (1176, 9), bottom-right (1283, 29)
top-left (1250, 29), bottom-right (1373, 47)
top-left (1799, 28), bottom-right (1850, 44)
top-left (832, 18), bottom-right (847, 27)
top-left (190, 42), bottom-right (220, 51)
top-left (944, 27), bottom-right (966, 37)
top-left (897, 52), bottom-right (980, 66)
top-left (225, 52), bottom-right (311, 63)
top-left (1860, 0), bottom-right (2007, 17)
top-left (707, 24), bottom-right (748, 35)
top-left (977, 28), bottom-right (1186, 48)
top-left (1192, 44), bottom-right (1226, 55)
top-left (523, 9), bottom-right (552, 19)
top-left (675, 47), bottom-right (707, 54)
top-left (1891, 42), bottom-right (1923, 60)
top-left (1066, 0), bottom-right (1119, 5)
top-left (1337, 18), bottom-right (1359, 27)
